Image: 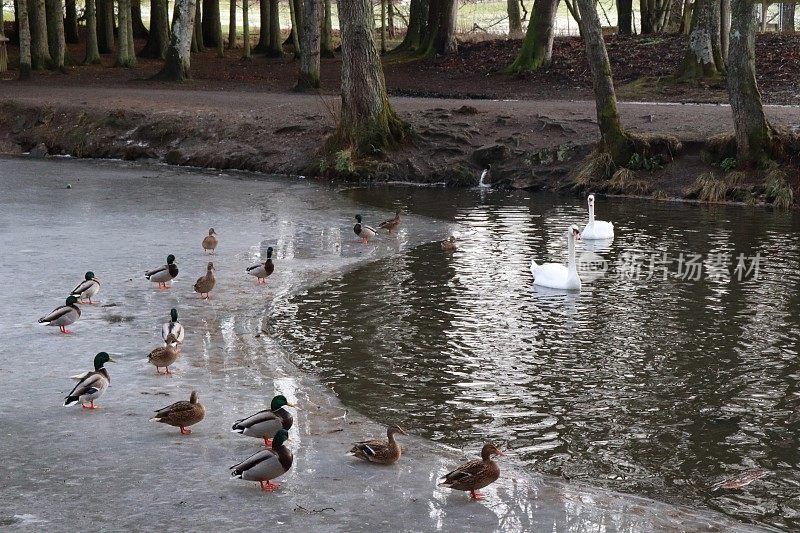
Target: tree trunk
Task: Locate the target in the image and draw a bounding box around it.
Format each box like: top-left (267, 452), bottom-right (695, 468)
top-left (380, 0), bottom-right (386, 53)
top-left (65, 0), bottom-right (79, 42)
top-left (45, 0), bottom-right (66, 69)
top-left (296, 0), bottom-right (322, 89)
top-left (192, 0), bottom-right (205, 51)
top-left (576, 0), bottom-right (631, 164)
top-left (242, 0), bottom-right (250, 58)
top-left (727, 0), bottom-right (773, 165)
top-left (680, 0), bottom-right (692, 32)
top-left (97, 0), bottom-right (115, 53)
top-left (254, 0), bottom-right (269, 51)
top-left (387, 0), bottom-right (395, 37)
top-left (156, 0), bottom-right (197, 80)
top-left (321, 0), bottom-right (334, 56)
top-left (228, 0), bottom-right (236, 48)
top-left (116, 0), bottom-right (136, 66)
top-left (617, 0), bottom-right (633, 33)
top-left (395, 0), bottom-right (426, 51)
top-left (678, 0), bottom-right (724, 80)
top-left (288, 0), bottom-right (301, 53)
top-left (335, 0), bottom-right (406, 155)
top-left (782, 2), bottom-right (796, 32)
top-left (13, 0), bottom-right (21, 45)
top-left (720, 0), bottom-right (730, 60)
top-left (507, 0), bottom-right (524, 37)
top-left (420, 0), bottom-right (457, 56)
top-left (504, 0), bottom-right (559, 74)
top-left (84, 0), bottom-right (102, 62)
top-left (15, 0), bottom-right (33, 78)
top-left (140, 0), bottom-right (170, 58)
top-left (29, 0), bottom-right (52, 69)
top-left (202, 0), bottom-right (222, 47)
top-left (132, 0), bottom-right (149, 37)
top-left (267, 0), bottom-right (281, 55)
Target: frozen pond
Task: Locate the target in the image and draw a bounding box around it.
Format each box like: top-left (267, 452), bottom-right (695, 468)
top-left (0, 157), bottom-right (763, 532)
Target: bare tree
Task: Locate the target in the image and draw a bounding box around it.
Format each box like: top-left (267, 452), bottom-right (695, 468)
top-left (116, 0), bottom-right (137, 66)
top-left (84, 0), bottom-right (102, 63)
top-left (727, 0), bottom-right (773, 165)
top-left (576, 0), bottom-right (632, 163)
top-left (296, 0), bottom-right (323, 89)
top-left (267, 0), bottom-right (282, 56)
top-left (156, 0), bottom-right (198, 81)
top-left (395, 0), bottom-right (427, 51)
top-left (45, 0), bottom-right (66, 69)
top-left (227, 0), bottom-right (236, 49)
top-left (504, 0), bottom-right (559, 74)
top-left (420, 0), bottom-right (457, 56)
top-left (29, 0), bottom-right (52, 69)
top-left (507, 0), bottom-right (524, 38)
top-left (140, 0), bottom-right (170, 59)
top-left (679, 0), bottom-right (724, 80)
top-left (333, 0), bottom-right (407, 155)
top-left (15, 0), bottom-right (32, 78)
top-left (242, 0), bottom-right (250, 58)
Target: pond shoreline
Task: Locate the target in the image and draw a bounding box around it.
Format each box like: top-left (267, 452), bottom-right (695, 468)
top-left (1, 89), bottom-right (798, 208)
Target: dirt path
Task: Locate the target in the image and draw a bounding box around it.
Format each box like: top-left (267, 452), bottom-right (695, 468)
top-left (1, 84), bottom-right (799, 192)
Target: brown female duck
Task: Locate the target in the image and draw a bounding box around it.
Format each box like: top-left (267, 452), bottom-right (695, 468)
top-left (378, 210), bottom-right (402, 234)
top-left (202, 228), bottom-right (218, 254)
top-left (149, 390), bottom-right (206, 435)
top-left (349, 424), bottom-right (408, 465)
top-left (193, 262), bottom-right (216, 299)
top-left (148, 333), bottom-right (179, 375)
top-left (439, 443), bottom-right (503, 500)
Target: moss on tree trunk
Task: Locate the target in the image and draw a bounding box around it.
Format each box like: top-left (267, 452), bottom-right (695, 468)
top-left (678, 0), bottom-right (724, 81)
top-left (116, 0), bottom-right (137, 67)
top-left (331, 0), bottom-right (408, 157)
top-left (576, 0), bottom-right (632, 166)
top-left (504, 0), bottom-right (559, 75)
top-left (727, 0), bottom-right (773, 166)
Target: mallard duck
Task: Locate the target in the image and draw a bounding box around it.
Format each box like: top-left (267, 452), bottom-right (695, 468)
top-left (148, 334), bottom-right (179, 374)
top-left (149, 390), bottom-right (205, 435)
top-left (438, 443), bottom-right (503, 500)
top-left (349, 424), bottom-right (407, 465)
top-left (231, 395), bottom-right (296, 446)
top-left (38, 296), bottom-right (81, 334)
top-left (441, 236), bottom-right (458, 251)
top-left (378, 210), bottom-right (401, 234)
top-left (161, 308), bottom-right (185, 346)
top-left (230, 429), bottom-right (293, 492)
top-left (194, 262), bottom-right (216, 299)
top-left (246, 247), bottom-right (274, 284)
top-left (354, 214), bottom-right (376, 244)
top-left (63, 352), bottom-right (115, 409)
top-left (70, 271), bottom-right (101, 304)
top-left (202, 228), bottom-right (218, 254)
top-left (145, 254), bottom-right (179, 289)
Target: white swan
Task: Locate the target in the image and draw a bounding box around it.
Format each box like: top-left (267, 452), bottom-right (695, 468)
top-left (530, 225), bottom-right (582, 291)
top-left (582, 194), bottom-right (614, 240)
top-left (478, 165), bottom-right (491, 188)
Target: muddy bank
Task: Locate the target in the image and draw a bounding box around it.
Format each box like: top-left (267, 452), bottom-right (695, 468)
top-left (1, 91), bottom-right (798, 206)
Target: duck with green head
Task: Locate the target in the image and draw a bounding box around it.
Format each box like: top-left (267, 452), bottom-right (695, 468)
top-left (230, 429), bottom-right (293, 492)
top-left (70, 271), bottom-right (101, 304)
top-left (231, 395), bottom-right (297, 446)
top-left (354, 215), bottom-right (377, 244)
top-left (161, 308), bottom-right (185, 346)
top-left (38, 296), bottom-right (81, 334)
top-left (246, 247), bottom-right (275, 284)
top-left (145, 254), bottom-right (179, 289)
top-left (64, 352), bottom-right (115, 409)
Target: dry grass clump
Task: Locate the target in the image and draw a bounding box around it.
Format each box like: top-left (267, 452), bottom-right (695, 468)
top-left (764, 165), bottom-right (794, 209)
top-left (607, 168), bottom-right (650, 195)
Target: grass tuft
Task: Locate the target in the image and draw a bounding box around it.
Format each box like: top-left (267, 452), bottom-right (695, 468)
top-left (572, 149), bottom-right (614, 188)
top-left (764, 166), bottom-right (794, 209)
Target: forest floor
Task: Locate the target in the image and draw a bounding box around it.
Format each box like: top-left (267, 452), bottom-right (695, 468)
top-left (1, 30), bottom-right (799, 202)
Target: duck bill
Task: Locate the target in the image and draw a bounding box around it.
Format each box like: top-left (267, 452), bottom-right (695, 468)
top-left (108, 357), bottom-right (117, 363)
top-left (287, 402), bottom-right (300, 410)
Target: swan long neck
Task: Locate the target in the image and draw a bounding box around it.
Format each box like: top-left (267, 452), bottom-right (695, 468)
top-left (588, 202), bottom-right (595, 224)
top-left (567, 233), bottom-right (577, 274)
